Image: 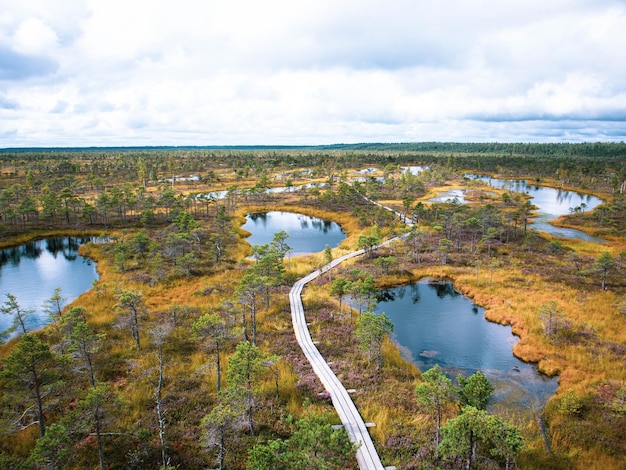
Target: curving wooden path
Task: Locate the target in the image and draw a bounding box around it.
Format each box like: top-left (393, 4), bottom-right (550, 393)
top-left (288, 192), bottom-right (411, 469)
top-left (289, 246), bottom-right (406, 468)
top-left (289, 248), bottom-right (388, 469)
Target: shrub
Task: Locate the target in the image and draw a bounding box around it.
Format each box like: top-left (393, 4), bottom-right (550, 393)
top-left (558, 390), bottom-right (585, 418)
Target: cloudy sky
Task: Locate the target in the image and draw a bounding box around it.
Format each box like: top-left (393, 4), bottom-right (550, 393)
top-left (1, 0), bottom-right (625, 147)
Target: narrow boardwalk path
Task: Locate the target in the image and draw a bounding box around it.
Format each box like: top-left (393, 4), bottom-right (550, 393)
top-left (289, 193), bottom-right (410, 469)
top-left (289, 249), bottom-right (388, 469)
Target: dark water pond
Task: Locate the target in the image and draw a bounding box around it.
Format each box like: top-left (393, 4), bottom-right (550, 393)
top-left (241, 211), bottom-right (347, 256)
top-left (373, 278), bottom-right (558, 407)
top-left (467, 175), bottom-right (605, 242)
top-left (0, 237), bottom-right (99, 335)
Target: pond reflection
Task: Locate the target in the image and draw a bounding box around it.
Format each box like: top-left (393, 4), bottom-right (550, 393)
top-left (373, 278), bottom-right (558, 407)
top-left (0, 237), bottom-right (99, 336)
top-left (467, 174), bottom-right (605, 242)
top-left (242, 211), bottom-right (346, 256)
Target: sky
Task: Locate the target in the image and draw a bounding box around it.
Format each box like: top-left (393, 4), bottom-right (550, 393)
top-left (1, 0), bottom-right (626, 147)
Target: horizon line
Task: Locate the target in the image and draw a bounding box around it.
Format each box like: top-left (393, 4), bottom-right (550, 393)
top-left (2, 141), bottom-right (625, 152)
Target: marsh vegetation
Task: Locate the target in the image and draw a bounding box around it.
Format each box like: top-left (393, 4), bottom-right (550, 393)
top-left (0, 144), bottom-right (625, 469)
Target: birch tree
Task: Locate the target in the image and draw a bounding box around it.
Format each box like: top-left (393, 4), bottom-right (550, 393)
top-left (150, 322), bottom-right (175, 470)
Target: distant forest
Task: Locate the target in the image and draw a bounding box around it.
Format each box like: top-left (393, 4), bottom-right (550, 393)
top-left (2, 142), bottom-right (624, 192)
top-left (2, 141), bottom-right (626, 155)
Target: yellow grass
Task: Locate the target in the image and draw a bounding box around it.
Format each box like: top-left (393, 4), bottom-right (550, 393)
top-left (338, 232), bottom-right (625, 468)
top-left (285, 395), bottom-right (304, 417)
top-left (381, 338), bottom-right (420, 376)
top-left (276, 361), bottom-right (302, 402)
top-left (2, 169), bottom-right (623, 469)
top-left (361, 404), bottom-right (390, 445)
top-left (382, 252), bottom-right (626, 399)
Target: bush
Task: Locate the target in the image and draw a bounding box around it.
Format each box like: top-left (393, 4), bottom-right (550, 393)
top-left (546, 240), bottom-right (565, 254)
top-left (558, 390), bottom-right (585, 418)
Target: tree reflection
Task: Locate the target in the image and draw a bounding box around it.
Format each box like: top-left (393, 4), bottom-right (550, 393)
top-left (376, 290), bottom-right (396, 303)
top-left (0, 237), bottom-right (98, 268)
top-left (0, 242), bottom-right (43, 269)
top-left (427, 281), bottom-right (460, 299)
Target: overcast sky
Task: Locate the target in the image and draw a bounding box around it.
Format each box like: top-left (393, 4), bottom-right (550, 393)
top-left (1, 0), bottom-right (625, 147)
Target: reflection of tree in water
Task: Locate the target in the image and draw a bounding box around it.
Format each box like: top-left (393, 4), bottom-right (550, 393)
top-left (410, 284), bottom-right (421, 303)
top-left (0, 249), bottom-right (18, 269)
top-left (249, 212), bottom-right (341, 235)
top-left (376, 284), bottom-right (421, 304)
top-left (23, 241), bottom-right (43, 260)
top-left (0, 237), bottom-right (97, 270)
top-left (396, 285), bottom-right (406, 300)
top-left (427, 281), bottom-right (460, 299)
top-left (0, 242), bottom-right (43, 269)
top-left (248, 213), bottom-right (267, 222)
top-left (308, 219), bottom-right (334, 233)
top-left (556, 189), bottom-right (574, 205)
top-left (45, 237), bottom-right (80, 261)
top-left (376, 289), bottom-right (396, 303)
top-left (249, 213), bottom-right (270, 230)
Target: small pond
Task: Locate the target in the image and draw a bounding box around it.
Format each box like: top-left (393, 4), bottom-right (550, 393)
top-left (426, 189), bottom-right (467, 204)
top-left (354, 168), bottom-right (380, 174)
top-left (402, 166), bottom-right (428, 175)
top-left (467, 175), bottom-right (605, 242)
top-left (241, 211), bottom-right (347, 256)
top-left (0, 237), bottom-right (99, 336)
top-left (372, 278), bottom-right (558, 408)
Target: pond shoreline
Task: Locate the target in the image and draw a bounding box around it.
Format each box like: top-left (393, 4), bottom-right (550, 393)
top-left (372, 274), bottom-right (559, 378)
top-left (367, 256), bottom-right (566, 385)
top-left (0, 228), bottom-right (106, 250)
top-left (0, 235), bottom-right (103, 339)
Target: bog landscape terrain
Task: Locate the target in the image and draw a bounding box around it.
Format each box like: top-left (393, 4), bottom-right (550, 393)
top-left (0, 143), bottom-right (625, 469)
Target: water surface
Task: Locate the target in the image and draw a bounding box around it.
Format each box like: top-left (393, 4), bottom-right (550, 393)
top-left (402, 166), bottom-right (428, 175)
top-left (467, 175), bottom-right (605, 242)
top-left (196, 183), bottom-right (322, 201)
top-left (426, 189), bottom-right (467, 204)
top-left (242, 211), bottom-right (346, 256)
top-left (0, 237), bottom-right (99, 335)
top-left (373, 279), bottom-right (557, 407)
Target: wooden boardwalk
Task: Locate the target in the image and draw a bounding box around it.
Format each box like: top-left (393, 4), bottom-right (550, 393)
top-left (289, 249), bottom-right (389, 470)
top-left (288, 192), bottom-right (409, 469)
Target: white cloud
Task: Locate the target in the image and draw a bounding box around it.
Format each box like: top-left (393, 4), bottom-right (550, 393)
top-left (1, 0), bottom-right (626, 146)
top-left (12, 18), bottom-right (58, 55)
